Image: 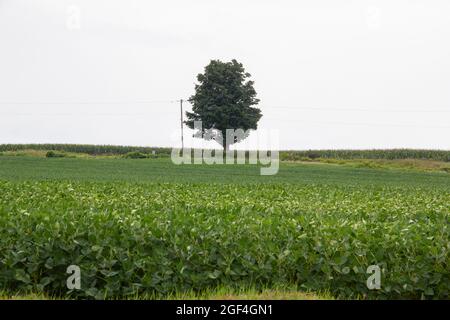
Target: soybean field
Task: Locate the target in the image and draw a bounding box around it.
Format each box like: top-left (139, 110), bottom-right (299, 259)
top-left (0, 155), bottom-right (448, 299)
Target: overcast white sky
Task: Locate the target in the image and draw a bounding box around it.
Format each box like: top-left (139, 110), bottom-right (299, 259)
top-left (0, 0), bottom-right (449, 150)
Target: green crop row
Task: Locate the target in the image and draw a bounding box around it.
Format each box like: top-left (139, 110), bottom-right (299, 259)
top-left (0, 144), bottom-right (172, 156)
top-left (1, 145), bottom-right (449, 161)
top-left (280, 149), bottom-right (450, 162)
top-left (0, 181), bottom-right (448, 299)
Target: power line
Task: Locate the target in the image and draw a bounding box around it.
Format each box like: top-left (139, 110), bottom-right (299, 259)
top-left (0, 113), bottom-right (158, 116)
top-left (0, 100), bottom-right (180, 105)
top-left (0, 100), bottom-right (447, 112)
top-left (261, 106), bottom-right (450, 113)
top-left (265, 119), bottom-right (450, 129)
top-left (0, 99), bottom-right (448, 128)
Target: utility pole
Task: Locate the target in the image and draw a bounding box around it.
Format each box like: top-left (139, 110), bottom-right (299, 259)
top-left (180, 99), bottom-right (184, 150)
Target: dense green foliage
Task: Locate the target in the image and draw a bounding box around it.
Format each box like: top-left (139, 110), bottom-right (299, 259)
top-left (123, 152), bottom-right (152, 159)
top-left (0, 157), bottom-right (448, 299)
top-left (0, 144), bottom-right (172, 157)
top-left (281, 149), bottom-right (450, 162)
top-left (0, 180), bottom-right (448, 299)
top-left (46, 151), bottom-right (67, 158)
top-left (186, 59), bottom-right (262, 150)
top-left (1, 145), bottom-right (448, 161)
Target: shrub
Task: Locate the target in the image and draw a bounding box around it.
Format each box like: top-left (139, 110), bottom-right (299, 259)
top-left (123, 152), bottom-right (148, 159)
top-left (306, 152), bottom-right (320, 159)
top-left (45, 151), bottom-right (66, 158)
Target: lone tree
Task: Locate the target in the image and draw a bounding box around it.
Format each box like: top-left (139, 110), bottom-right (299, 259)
top-left (185, 59), bottom-right (262, 152)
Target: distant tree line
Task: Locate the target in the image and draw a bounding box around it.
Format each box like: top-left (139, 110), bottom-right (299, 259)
top-left (281, 149), bottom-right (450, 162)
top-left (0, 144), bottom-right (172, 156)
top-left (0, 144), bottom-right (449, 162)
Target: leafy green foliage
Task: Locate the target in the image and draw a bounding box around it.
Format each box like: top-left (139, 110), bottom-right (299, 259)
top-left (0, 177), bottom-right (448, 299)
top-left (45, 151), bottom-right (67, 158)
top-left (186, 60), bottom-right (262, 150)
top-left (281, 149), bottom-right (450, 162)
top-left (1, 145), bottom-right (448, 161)
top-left (0, 144), bottom-right (171, 157)
top-left (0, 156), bottom-right (448, 299)
top-left (123, 152), bottom-right (149, 159)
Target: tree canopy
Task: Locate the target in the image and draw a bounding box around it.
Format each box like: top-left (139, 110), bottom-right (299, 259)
top-left (186, 59), bottom-right (262, 151)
